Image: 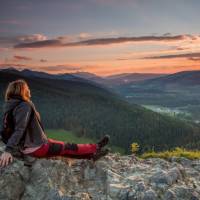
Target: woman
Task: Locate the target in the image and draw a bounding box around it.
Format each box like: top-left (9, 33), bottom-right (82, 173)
top-left (0, 79), bottom-right (110, 167)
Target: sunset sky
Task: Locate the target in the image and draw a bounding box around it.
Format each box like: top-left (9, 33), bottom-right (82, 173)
top-left (0, 0), bottom-right (200, 76)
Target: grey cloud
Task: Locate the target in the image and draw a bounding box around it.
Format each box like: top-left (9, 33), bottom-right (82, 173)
top-left (163, 33), bottom-right (172, 36)
top-left (14, 35), bottom-right (189, 49)
top-left (144, 52), bottom-right (200, 59)
top-left (0, 34), bottom-right (47, 47)
top-left (14, 39), bottom-right (62, 48)
top-left (40, 59), bottom-right (48, 62)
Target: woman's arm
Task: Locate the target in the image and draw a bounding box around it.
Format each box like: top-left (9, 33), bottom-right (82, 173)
top-left (5, 102), bottom-right (32, 155)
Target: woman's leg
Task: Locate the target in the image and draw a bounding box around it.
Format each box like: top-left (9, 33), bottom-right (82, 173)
top-left (28, 138), bottom-right (98, 159)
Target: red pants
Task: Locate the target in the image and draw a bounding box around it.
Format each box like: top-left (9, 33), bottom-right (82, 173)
top-left (28, 138), bottom-right (98, 159)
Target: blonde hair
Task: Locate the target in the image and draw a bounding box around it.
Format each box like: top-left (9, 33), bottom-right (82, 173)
top-left (5, 79), bottom-right (30, 102)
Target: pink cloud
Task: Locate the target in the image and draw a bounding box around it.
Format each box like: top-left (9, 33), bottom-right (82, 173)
top-left (0, 63), bottom-right (26, 69)
top-left (0, 63), bottom-right (82, 73)
top-left (39, 65), bottom-right (82, 71)
top-left (0, 19), bottom-right (27, 26)
top-left (18, 34), bottom-right (47, 43)
top-left (14, 55), bottom-right (32, 61)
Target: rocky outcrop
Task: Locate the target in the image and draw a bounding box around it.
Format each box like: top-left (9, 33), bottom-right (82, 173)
top-left (1, 141), bottom-right (200, 200)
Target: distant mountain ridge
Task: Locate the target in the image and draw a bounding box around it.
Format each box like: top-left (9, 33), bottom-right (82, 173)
top-left (0, 67), bottom-right (166, 87)
top-left (1, 67), bottom-right (90, 82)
top-left (0, 67), bottom-right (111, 91)
top-left (104, 72), bottom-right (167, 85)
top-left (140, 70), bottom-right (200, 87)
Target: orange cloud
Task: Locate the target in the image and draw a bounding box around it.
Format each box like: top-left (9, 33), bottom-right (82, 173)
top-left (0, 63), bottom-right (27, 69)
top-left (39, 65), bottom-right (82, 72)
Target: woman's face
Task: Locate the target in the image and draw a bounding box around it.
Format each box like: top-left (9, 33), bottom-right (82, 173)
top-left (24, 84), bottom-right (31, 99)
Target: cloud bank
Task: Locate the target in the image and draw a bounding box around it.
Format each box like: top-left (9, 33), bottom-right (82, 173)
top-left (14, 34), bottom-right (191, 49)
top-left (144, 52), bottom-right (200, 60)
top-left (14, 55), bottom-right (32, 61)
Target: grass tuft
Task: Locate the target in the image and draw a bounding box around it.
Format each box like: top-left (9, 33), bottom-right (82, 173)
top-left (46, 129), bottom-right (125, 155)
top-left (140, 147), bottom-right (200, 160)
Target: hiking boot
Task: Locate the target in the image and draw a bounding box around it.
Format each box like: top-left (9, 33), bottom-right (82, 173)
top-left (97, 135), bottom-right (110, 149)
top-left (92, 147), bottom-right (110, 162)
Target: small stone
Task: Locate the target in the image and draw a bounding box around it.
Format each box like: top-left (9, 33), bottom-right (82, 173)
top-left (135, 181), bottom-right (146, 191)
top-left (127, 189), bottom-right (136, 199)
top-left (108, 183), bottom-right (129, 198)
top-left (163, 189), bottom-right (176, 200)
top-left (150, 170), bottom-right (171, 185)
top-left (167, 167), bottom-right (182, 184)
top-left (142, 189), bottom-right (157, 200)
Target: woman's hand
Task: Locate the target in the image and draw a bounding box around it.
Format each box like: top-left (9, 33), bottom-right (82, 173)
top-left (0, 152), bottom-right (13, 167)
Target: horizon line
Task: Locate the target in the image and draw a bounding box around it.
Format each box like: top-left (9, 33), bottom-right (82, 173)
top-left (1, 66), bottom-right (200, 78)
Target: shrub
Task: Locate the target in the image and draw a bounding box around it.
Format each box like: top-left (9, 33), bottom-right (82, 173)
top-left (131, 143), bottom-right (140, 154)
top-left (140, 147), bottom-right (200, 160)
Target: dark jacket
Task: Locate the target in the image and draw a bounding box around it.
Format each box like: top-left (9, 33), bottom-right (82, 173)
top-left (1, 95), bottom-right (48, 156)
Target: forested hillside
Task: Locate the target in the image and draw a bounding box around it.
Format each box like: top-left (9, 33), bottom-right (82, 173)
top-left (1, 70), bottom-right (200, 154)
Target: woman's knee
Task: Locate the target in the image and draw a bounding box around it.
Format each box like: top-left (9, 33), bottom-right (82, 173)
top-left (46, 142), bottom-right (63, 156)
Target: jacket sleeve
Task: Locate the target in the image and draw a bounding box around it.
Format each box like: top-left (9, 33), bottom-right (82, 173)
top-left (29, 101), bottom-right (41, 121)
top-left (5, 102), bottom-right (32, 154)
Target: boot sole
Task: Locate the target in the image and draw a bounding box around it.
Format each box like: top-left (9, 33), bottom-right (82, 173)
top-left (92, 148), bottom-right (110, 162)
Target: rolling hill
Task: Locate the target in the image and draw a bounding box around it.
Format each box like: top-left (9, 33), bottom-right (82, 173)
top-left (1, 69), bottom-right (200, 154)
top-left (141, 70), bottom-right (200, 86)
top-left (114, 70), bottom-right (200, 106)
top-left (104, 72), bottom-right (166, 86)
top-left (73, 72), bottom-right (166, 87)
top-left (0, 67), bottom-right (82, 81)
